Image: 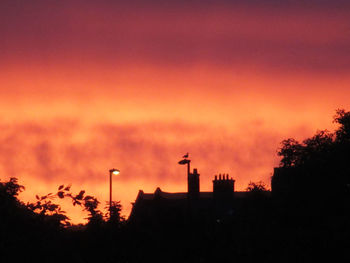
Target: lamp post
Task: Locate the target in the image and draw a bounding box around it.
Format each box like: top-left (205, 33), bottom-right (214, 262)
top-left (109, 168), bottom-right (120, 215)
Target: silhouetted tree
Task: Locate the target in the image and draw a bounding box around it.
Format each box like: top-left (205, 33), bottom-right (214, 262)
top-left (51, 184), bottom-right (105, 226)
top-left (245, 181), bottom-right (270, 202)
top-left (275, 109), bottom-right (350, 208)
top-left (26, 183), bottom-right (121, 227)
top-left (246, 181), bottom-right (268, 192)
top-left (334, 108), bottom-right (350, 141)
top-left (0, 177), bottom-right (25, 198)
top-left (0, 177), bottom-right (27, 220)
top-left (278, 130), bottom-right (334, 169)
top-left (106, 201), bottom-right (124, 225)
top-left (277, 138), bottom-right (304, 167)
top-left (82, 195), bottom-right (103, 226)
top-left (27, 192), bottom-right (69, 226)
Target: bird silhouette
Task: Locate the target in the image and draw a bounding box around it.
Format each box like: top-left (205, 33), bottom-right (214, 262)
top-left (183, 152), bottom-right (189, 158)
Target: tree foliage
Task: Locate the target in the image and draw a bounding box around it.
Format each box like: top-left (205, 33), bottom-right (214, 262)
top-left (277, 130), bottom-right (334, 168)
top-left (276, 109), bottom-right (350, 198)
top-left (24, 183), bottom-right (123, 227)
top-left (246, 181), bottom-right (268, 192)
top-left (27, 192), bottom-right (69, 226)
top-left (106, 201), bottom-right (124, 224)
top-left (0, 177), bottom-right (25, 198)
top-left (334, 108), bottom-right (350, 141)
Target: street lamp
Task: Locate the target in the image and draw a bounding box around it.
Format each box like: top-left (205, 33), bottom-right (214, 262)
top-left (109, 168), bottom-right (120, 214)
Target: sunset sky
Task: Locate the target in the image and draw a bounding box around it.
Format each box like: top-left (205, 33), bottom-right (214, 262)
top-left (1, 0), bottom-right (350, 223)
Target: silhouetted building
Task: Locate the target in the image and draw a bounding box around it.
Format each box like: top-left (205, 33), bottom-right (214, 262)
top-left (271, 166), bottom-right (310, 197)
top-left (129, 162), bottom-right (249, 224)
top-left (271, 167), bottom-right (297, 197)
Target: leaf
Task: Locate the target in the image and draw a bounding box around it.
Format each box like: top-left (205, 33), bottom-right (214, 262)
top-left (36, 195), bottom-right (40, 200)
top-left (57, 191), bottom-right (64, 199)
top-left (84, 195), bottom-right (93, 201)
top-left (48, 205), bottom-right (57, 211)
top-left (76, 190), bottom-right (85, 200)
top-left (58, 185), bottom-right (64, 190)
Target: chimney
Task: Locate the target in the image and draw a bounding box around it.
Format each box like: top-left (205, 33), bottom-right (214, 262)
top-left (188, 168), bottom-right (200, 199)
top-left (213, 173), bottom-right (235, 199)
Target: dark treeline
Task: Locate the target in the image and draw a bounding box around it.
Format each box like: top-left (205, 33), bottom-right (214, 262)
top-left (1, 109), bottom-right (350, 263)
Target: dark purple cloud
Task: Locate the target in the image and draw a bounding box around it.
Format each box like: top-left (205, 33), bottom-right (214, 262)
top-left (1, 0), bottom-right (350, 73)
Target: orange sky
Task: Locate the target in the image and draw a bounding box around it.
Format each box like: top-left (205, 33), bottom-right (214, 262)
top-left (1, 0), bottom-right (350, 223)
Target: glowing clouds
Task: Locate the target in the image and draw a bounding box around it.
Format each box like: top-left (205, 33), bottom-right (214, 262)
top-left (1, 0), bottom-right (350, 224)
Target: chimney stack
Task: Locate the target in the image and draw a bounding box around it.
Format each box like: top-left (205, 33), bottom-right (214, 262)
top-left (188, 168), bottom-right (200, 199)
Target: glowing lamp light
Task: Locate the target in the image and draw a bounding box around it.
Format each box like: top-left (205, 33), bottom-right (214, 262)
top-left (110, 168), bottom-right (120, 175)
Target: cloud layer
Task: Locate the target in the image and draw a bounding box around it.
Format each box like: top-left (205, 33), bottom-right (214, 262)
top-left (1, 0), bottom-right (350, 72)
top-left (0, 119), bottom-right (294, 221)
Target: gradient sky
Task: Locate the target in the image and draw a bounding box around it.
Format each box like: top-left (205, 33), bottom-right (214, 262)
top-left (1, 0), bottom-right (350, 223)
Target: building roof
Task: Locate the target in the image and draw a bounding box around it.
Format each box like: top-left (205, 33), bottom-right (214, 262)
top-left (135, 187), bottom-right (250, 201)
